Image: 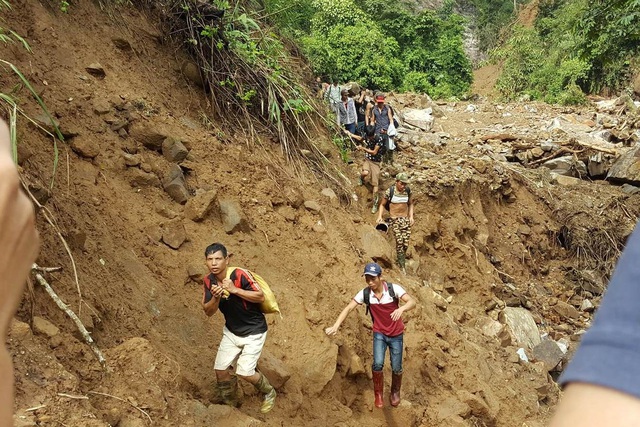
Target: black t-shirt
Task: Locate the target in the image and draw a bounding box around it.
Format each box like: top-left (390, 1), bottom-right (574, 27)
top-left (203, 269), bottom-right (267, 337)
top-left (364, 135), bottom-right (384, 163)
top-left (355, 100), bottom-right (366, 123)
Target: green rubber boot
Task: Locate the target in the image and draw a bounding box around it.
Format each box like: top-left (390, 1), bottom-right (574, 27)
top-left (254, 373), bottom-right (277, 414)
top-left (397, 252), bottom-right (406, 274)
top-left (371, 193), bottom-right (380, 214)
top-left (217, 376), bottom-right (240, 407)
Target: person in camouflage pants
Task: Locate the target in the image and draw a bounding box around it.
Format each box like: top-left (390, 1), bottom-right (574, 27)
top-left (376, 173), bottom-right (415, 273)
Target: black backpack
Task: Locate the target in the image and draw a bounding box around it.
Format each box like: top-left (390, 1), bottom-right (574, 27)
top-left (383, 184), bottom-right (411, 212)
top-left (363, 282), bottom-right (398, 321)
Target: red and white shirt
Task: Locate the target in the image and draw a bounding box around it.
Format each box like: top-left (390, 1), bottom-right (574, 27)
top-left (354, 282), bottom-right (406, 337)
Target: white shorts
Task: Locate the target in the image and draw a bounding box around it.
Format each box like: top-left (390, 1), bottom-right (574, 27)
top-left (214, 326), bottom-right (267, 376)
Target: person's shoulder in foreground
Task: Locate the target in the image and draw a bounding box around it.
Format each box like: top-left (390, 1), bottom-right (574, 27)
top-left (0, 119), bottom-right (40, 426)
top-left (550, 223), bottom-right (640, 426)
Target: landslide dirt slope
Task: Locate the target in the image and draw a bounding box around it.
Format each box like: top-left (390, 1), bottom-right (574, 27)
top-left (3, 2), bottom-right (638, 427)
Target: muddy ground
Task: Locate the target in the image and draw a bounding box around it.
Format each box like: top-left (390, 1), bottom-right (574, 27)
top-left (3, 2), bottom-right (639, 427)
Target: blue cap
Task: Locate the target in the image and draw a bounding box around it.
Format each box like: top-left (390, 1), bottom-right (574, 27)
top-left (363, 262), bottom-right (382, 276)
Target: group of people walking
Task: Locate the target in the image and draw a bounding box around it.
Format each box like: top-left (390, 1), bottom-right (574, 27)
top-left (321, 80), bottom-right (412, 272)
top-left (202, 243), bottom-right (415, 411)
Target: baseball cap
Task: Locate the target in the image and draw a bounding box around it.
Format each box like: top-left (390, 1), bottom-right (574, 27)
top-left (375, 94), bottom-right (385, 102)
top-left (396, 172), bottom-right (410, 183)
top-left (363, 262), bottom-right (382, 276)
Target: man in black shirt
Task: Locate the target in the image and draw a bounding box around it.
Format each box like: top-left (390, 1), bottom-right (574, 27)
top-left (345, 125), bottom-right (384, 213)
top-left (202, 243), bottom-right (276, 413)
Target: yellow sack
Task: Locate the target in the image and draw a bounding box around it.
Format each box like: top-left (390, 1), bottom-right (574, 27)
top-left (226, 267), bottom-right (281, 317)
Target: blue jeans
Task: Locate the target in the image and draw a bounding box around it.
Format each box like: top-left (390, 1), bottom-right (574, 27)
top-left (344, 122), bottom-right (356, 134)
top-left (372, 332), bottom-right (403, 374)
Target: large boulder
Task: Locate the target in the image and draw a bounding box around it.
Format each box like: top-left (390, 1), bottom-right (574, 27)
top-left (185, 190), bottom-right (218, 222)
top-left (402, 108), bottom-right (434, 131)
top-left (359, 225), bottom-right (394, 267)
top-left (607, 145), bottom-right (640, 185)
top-left (218, 199), bottom-right (250, 234)
top-left (498, 307), bottom-right (541, 349)
top-left (162, 164), bottom-right (189, 204)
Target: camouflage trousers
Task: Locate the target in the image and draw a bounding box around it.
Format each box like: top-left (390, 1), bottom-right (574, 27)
top-left (389, 217), bottom-right (411, 254)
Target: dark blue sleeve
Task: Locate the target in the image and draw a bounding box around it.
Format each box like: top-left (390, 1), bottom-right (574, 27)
top-left (560, 224), bottom-right (640, 398)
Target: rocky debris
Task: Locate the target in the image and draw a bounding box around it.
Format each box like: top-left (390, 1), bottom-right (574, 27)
top-left (474, 316), bottom-right (504, 338)
top-left (551, 300), bottom-right (581, 320)
top-left (436, 396), bottom-right (471, 422)
top-left (27, 182), bottom-right (51, 205)
top-left (303, 200), bottom-right (322, 212)
top-left (277, 205), bottom-right (297, 222)
top-left (66, 228), bottom-right (87, 252)
top-left (607, 145), bottom-right (640, 185)
top-left (457, 390), bottom-right (497, 424)
top-left (218, 199), bottom-right (250, 234)
top-left (337, 344), bottom-right (366, 377)
top-left (542, 156), bottom-right (587, 177)
top-left (32, 317), bottom-right (60, 338)
top-left (130, 168), bottom-right (161, 187)
top-left (532, 340), bottom-right (564, 372)
top-left (498, 307), bottom-right (541, 349)
top-left (580, 299), bottom-right (595, 312)
top-left (129, 123), bottom-right (171, 151)
top-left (32, 113), bottom-right (79, 139)
top-left (184, 190), bottom-right (218, 221)
top-left (258, 352), bottom-right (291, 389)
top-left (320, 187), bottom-right (338, 203)
top-left (359, 226), bottom-right (393, 267)
top-left (180, 61), bottom-right (205, 88)
top-left (92, 98), bottom-right (112, 115)
top-left (112, 37), bottom-right (132, 51)
top-left (70, 136), bottom-right (100, 159)
top-left (402, 108), bottom-right (434, 131)
top-left (186, 265), bottom-right (203, 284)
top-left (162, 219), bottom-right (187, 249)
top-left (122, 152), bottom-right (141, 167)
top-left (162, 137), bottom-right (189, 163)
top-left (162, 164), bottom-right (189, 204)
top-left (86, 63), bottom-right (106, 79)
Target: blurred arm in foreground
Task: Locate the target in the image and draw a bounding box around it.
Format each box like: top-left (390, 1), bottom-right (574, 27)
top-left (550, 224), bottom-right (640, 426)
top-left (0, 119), bottom-right (40, 426)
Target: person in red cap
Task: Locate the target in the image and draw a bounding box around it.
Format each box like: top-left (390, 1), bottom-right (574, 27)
top-left (325, 262), bottom-right (416, 408)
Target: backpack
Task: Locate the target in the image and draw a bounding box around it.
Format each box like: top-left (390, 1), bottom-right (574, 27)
top-left (383, 184), bottom-right (411, 212)
top-left (225, 267), bottom-right (282, 317)
top-left (362, 282), bottom-right (398, 321)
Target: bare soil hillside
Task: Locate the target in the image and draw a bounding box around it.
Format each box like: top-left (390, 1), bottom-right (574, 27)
top-left (3, 2), bottom-right (639, 427)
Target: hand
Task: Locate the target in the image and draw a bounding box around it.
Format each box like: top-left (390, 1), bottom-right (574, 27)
top-left (325, 326), bottom-right (338, 336)
top-left (390, 308), bottom-right (404, 322)
top-left (409, 217), bottom-right (415, 226)
top-left (0, 120), bottom-right (40, 334)
top-left (376, 217), bottom-right (384, 224)
top-left (210, 285), bottom-right (225, 298)
top-left (220, 278), bottom-right (237, 295)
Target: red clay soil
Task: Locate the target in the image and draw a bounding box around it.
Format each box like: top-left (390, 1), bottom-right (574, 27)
top-left (2, 2), bottom-right (635, 427)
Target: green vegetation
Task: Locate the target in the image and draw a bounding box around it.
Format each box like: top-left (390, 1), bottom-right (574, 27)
top-left (492, 0), bottom-right (640, 103)
top-left (1, 0), bottom-right (61, 186)
top-left (264, 0), bottom-right (473, 98)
